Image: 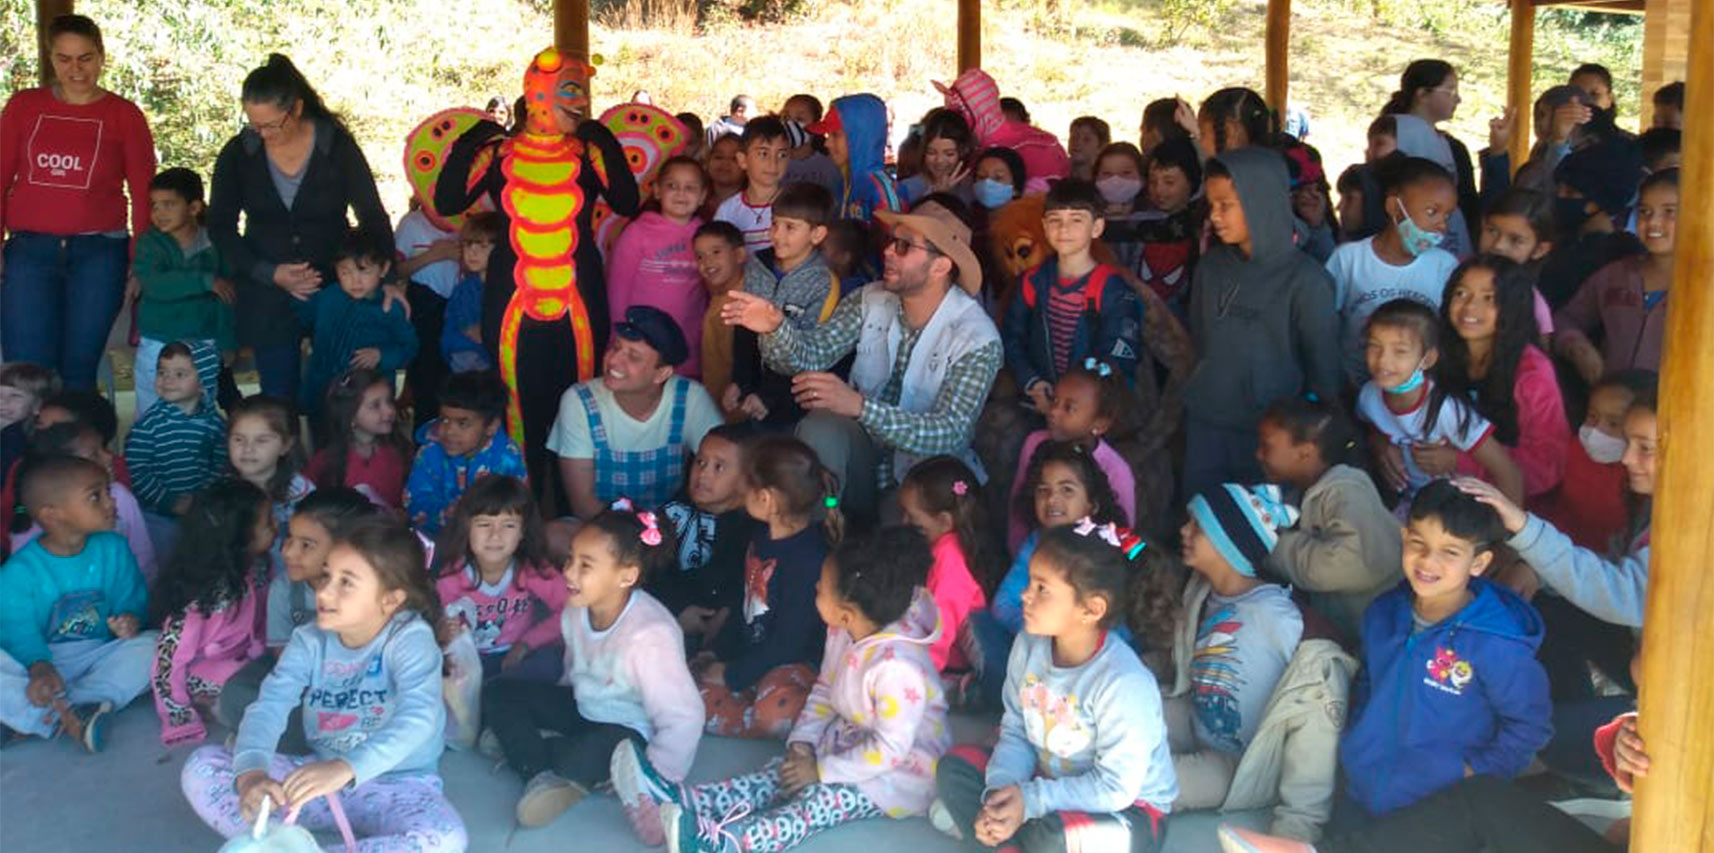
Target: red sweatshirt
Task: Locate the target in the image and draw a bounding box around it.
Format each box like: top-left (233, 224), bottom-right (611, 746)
top-left (0, 88), bottom-right (155, 240)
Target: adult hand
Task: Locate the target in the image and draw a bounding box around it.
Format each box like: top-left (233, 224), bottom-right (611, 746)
top-left (236, 770), bottom-right (289, 823)
top-left (283, 759), bottom-right (356, 810)
top-left (792, 372), bottom-right (863, 418)
top-left (1487, 107), bottom-right (1516, 153)
top-left (25, 662), bottom-right (64, 708)
top-left (349, 348), bottom-right (381, 370)
top-left (1375, 442), bottom-right (1408, 492)
top-left (975, 784), bottom-right (1025, 847)
top-left (721, 290), bottom-right (785, 335)
top-left (500, 642), bottom-right (531, 672)
top-left (107, 613), bottom-right (140, 639)
top-left (1409, 440), bottom-right (1459, 477)
top-left (1452, 476), bottom-right (1527, 534)
top-left (1549, 102), bottom-right (1593, 144)
top-left (1613, 714), bottom-right (1649, 793)
top-left (273, 263), bottom-right (321, 299)
top-left (381, 282), bottom-right (412, 318)
top-left (211, 277), bottom-right (237, 305)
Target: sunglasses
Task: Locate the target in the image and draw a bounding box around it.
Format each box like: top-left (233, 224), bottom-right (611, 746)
top-left (889, 236), bottom-right (940, 257)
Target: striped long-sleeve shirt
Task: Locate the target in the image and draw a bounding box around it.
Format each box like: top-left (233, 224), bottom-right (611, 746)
top-left (124, 399), bottom-right (228, 515)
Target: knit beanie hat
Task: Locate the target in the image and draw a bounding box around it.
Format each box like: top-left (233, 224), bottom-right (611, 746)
top-left (1187, 483), bottom-right (1300, 578)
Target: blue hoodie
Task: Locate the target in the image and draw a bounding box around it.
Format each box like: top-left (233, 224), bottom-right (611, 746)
top-left (1339, 577), bottom-right (1552, 816)
top-left (403, 420), bottom-right (527, 536)
top-left (830, 94), bottom-right (899, 223)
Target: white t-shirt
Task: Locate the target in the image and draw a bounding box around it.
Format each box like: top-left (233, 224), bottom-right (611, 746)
top-left (715, 191), bottom-right (774, 254)
top-left (394, 208), bottom-right (462, 299)
top-left (546, 376), bottom-right (722, 460)
top-left (1357, 380), bottom-right (1495, 493)
top-left (1326, 237), bottom-right (1459, 385)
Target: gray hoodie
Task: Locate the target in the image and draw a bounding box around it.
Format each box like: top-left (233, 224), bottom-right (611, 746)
top-left (1185, 148), bottom-right (1341, 430)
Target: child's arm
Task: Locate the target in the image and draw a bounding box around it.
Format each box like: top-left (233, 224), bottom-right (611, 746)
top-left (623, 619), bottom-right (705, 782)
top-left (1268, 482), bottom-right (1392, 593)
top-left (105, 538), bottom-right (149, 623)
top-left (785, 637), bottom-right (840, 749)
top-left (518, 570), bottom-right (572, 653)
top-left (1551, 277), bottom-right (1606, 384)
top-left (123, 418), bottom-right (173, 514)
top-left (0, 569), bottom-right (50, 669)
top-left (1468, 436), bottom-right (1526, 507)
top-left (1018, 672), bottom-right (1167, 819)
top-left (1509, 513), bottom-right (1649, 627)
top-left (133, 236), bottom-right (217, 303)
top-left (153, 609), bottom-right (210, 745)
top-left (339, 626), bottom-right (444, 786)
top-left (1505, 357), bottom-right (1570, 497)
top-left (815, 659), bottom-right (935, 786)
top-left (983, 640), bottom-right (1039, 792)
top-left (233, 628), bottom-right (317, 775)
top-left (1290, 268), bottom-right (1345, 407)
top-left (1464, 640), bottom-right (1553, 779)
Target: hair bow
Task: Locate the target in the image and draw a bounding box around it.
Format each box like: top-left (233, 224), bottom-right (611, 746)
top-left (1083, 357), bottom-right (1113, 378)
top-left (610, 497), bottom-right (635, 512)
top-left (1073, 517), bottom-right (1148, 561)
top-left (636, 510), bottom-right (662, 547)
top-left (952, 480), bottom-right (969, 497)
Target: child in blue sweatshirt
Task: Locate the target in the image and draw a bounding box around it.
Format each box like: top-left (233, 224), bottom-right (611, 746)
top-left (181, 517), bottom-right (466, 850)
top-left (404, 370), bottom-right (526, 537)
top-left (293, 228), bottom-right (418, 418)
top-left (1337, 480), bottom-right (1551, 818)
top-left (0, 456), bottom-right (155, 753)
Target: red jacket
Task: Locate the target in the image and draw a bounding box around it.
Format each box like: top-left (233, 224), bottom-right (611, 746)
top-left (0, 88), bottom-right (155, 241)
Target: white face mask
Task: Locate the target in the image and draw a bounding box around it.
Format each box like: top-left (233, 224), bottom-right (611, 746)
top-left (1579, 424), bottom-right (1626, 465)
top-left (1096, 176), bottom-right (1143, 206)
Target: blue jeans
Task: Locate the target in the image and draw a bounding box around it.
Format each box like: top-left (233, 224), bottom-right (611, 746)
top-left (1, 232), bottom-right (128, 389)
top-left (251, 341), bottom-right (302, 402)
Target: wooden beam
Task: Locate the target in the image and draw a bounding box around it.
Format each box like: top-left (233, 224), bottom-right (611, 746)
top-left (554, 0), bottom-right (589, 61)
top-left (1633, 0), bottom-right (1714, 848)
top-left (957, 0), bottom-right (980, 73)
top-left (1265, 0), bottom-right (1291, 115)
top-left (1506, 0), bottom-right (1535, 174)
top-left (1641, 0), bottom-right (1692, 129)
top-left (36, 0), bottom-right (74, 88)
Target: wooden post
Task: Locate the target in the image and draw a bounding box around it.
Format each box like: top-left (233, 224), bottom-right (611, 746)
top-left (957, 0), bottom-right (980, 73)
top-left (1506, 0), bottom-right (1535, 175)
top-left (554, 0), bottom-right (589, 61)
top-left (1264, 0), bottom-right (1290, 115)
top-left (1633, 0), bottom-right (1714, 848)
top-left (1640, 0), bottom-right (1692, 129)
top-left (36, 0), bottom-right (74, 87)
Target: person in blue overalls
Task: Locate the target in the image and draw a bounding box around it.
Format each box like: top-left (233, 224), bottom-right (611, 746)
top-left (547, 305), bottom-right (725, 518)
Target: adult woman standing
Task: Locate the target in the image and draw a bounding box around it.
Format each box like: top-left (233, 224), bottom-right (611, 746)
top-left (1381, 60), bottom-right (1480, 257)
top-left (208, 54), bottom-right (392, 401)
top-left (0, 14), bottom-right (155, 390)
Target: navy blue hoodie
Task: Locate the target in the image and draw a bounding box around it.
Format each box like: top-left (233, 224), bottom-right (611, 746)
top-left (1339, 577), bottom-right (1552, 816)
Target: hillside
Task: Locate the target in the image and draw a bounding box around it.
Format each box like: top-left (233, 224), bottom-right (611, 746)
top-left (0, 0), bottom-right (1643, 214)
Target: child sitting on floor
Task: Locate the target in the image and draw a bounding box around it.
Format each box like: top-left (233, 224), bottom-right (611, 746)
top-left (655, 425), bottom-right (759, 650)
top-left (1007, 359), bottom-right (1139, 551)
top-left (13, 421), bottom-right (156, 583)
top-left (897, 456), bottom-right (995, 673)
top-left (405, 370), bottom-right (527, 537)
top-left (617, 525), bottom-right (951, 853)
top-left (307, 368), bottom-right (413, 509)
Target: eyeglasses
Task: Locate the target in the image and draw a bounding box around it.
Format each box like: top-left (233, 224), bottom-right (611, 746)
top-left (246, 114), bottom-right (291, 133)
top-left (889, 236), bottom-right (940, 257)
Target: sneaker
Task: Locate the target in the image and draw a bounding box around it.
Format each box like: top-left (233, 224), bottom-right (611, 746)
top-left (477, 728), bottom-right (504, 761)
top-left (59, 702), bottom-right (112, 754)
top-left (1216, 824), bottom-right (1316, 853)
top-left (515, 771), bottom-right (586, 827)
top-left (927, 798), bottom-right (962, 841)
top-left (661, 800), bottom-right (745, 853)
top-left (611, 739), bottom-right (679, 845)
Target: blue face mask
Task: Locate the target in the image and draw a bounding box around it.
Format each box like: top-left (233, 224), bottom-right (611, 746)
top-left (1389, 367), bottom-right (1426, 394)
top-left (974, 178), bottom-right (1015, 210)
top-left (1393, 199), bottom-right (1444, 258)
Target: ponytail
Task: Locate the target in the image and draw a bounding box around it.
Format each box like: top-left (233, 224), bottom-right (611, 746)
top-left (241, 53), bottom-right (343, 130)
top-left (1383, 59), bottom-right (1455, 117)
top-left (818, 468), bottom-right (844, 546)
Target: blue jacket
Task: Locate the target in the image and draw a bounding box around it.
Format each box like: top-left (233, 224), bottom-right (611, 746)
top-left (292, 285), bottom-right (418, 415)
top-left (403, 423), bottom-right (526, 537)
top-left (831, 94), bottom-right (900, 223)
top-left (1002, 259), bottom-right (1142, 392)
top-left (1339, 578), bottom-right (1552, 816)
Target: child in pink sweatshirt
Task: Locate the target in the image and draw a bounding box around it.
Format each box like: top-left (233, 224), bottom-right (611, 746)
top-left (898, 457), bottom-right (994, 672)
top-left (433, 475), bottom-right (569, 683)
top-left (150, 480), bottom-right (271, 746)
top-left (607, 156), bottom-right (710, 378)
top-left (614, 526), bottom-right (952, 851)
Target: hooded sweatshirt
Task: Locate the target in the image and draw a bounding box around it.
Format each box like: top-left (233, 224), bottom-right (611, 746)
top-left (1184, 149), bottom-right (1341, 431)
top-left (133, 226), bottom-right (236, 351)
top-left (1266, 464), bottom-right (1403, 642)
top-left (1339, 578), bottom-right (1551, 817)
top-left (606, 211), bottom-right (708, 378)
top-left (403, 423), bottom-right (528, 537)
top-left (939, 69), bottom-right (1070, 194)
top-left (788, 588), bottom-right (952, 817)
top-left (830, 94), bottom-right (901, 223)
top-left (152, 571), bottom-right (266, 745)
top-left (123, 339), bottom-right (228, 515)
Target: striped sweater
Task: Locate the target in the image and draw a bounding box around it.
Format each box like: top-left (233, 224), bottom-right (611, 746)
top-left (124, 397), bottom-right (228, 515)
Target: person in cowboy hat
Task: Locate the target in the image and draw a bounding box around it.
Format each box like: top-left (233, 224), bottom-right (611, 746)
top-left (722, 200), bottom-right (1000, 521)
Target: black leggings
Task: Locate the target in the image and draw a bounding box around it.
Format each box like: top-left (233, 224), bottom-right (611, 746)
top-left (1318, 776), bottom-right (1618, 853)
top-left (482, 679), bottom-right (641, 788)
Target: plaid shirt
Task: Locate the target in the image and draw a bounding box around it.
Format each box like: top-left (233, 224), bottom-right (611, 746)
top-left (761, 288), bottom-right (1003, 488)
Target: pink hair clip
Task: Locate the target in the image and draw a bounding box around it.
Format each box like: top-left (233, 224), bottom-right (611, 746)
top-left (952, 480), bottom-right (969, 496)
top-left (636, 510), bottom-right (663, 547)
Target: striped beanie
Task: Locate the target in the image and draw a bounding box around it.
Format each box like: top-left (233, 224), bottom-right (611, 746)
top-left (1187, 483), bottom-right (1300, 578)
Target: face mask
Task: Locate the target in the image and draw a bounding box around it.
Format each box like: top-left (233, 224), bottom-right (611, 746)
top-left (1389, 367), bottom-right (1426, 394)
top-left (1579, 424), bottom-right (1627, 465)
top-left (1555, 197), bottom-right (1594, 238)
top-left (1393, 198), bottom-right (1444, 258)
top-left (974, 178), bottom-right (1015, 210)
top-left (1096, 176), bottom-right (1143, 206)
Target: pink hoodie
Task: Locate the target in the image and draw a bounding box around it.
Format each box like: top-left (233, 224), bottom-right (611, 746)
top-left (152, 573), bottom-right (266, 745)
top-left (788, 589), bottom-right (952, 817)
top-left (606, 211), bottom-right (708, 378)
top-left (926, 533), bottom-right (985, 672)
top-left (937, 69), bottom-right (1070, 194)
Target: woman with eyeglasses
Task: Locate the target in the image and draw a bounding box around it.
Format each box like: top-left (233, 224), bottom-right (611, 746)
top-left (0, 14), bottom-right (156, 391)
top-left (207, 53), bottom-right (394, 402)
top-left (1381, 59), bottom-right (1480, 257)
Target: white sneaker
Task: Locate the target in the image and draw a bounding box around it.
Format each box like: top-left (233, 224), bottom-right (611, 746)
top-left (612, 739), bottom-right (675, 845)
top-left (477, 728), bottom-right (504, 761)
top-left (515, 770), bottom-right (586, 827)
top-left (927, 798), bottom-right (963, 840)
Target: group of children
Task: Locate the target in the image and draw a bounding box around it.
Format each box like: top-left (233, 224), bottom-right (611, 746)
top-left (0, 57), bottom-right (1681, 853)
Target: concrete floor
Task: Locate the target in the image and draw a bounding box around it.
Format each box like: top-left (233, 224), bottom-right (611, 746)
top-left (0, 702), bottom-right (1252, 852)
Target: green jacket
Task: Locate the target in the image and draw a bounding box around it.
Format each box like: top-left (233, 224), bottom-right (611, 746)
top-left (133, 227), bottom-right (235, 352)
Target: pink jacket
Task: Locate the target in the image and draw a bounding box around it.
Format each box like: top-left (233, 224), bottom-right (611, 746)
top-left (788, 589), bottom-right (952, 817)
top-left (606, 211), bottom-right (708, 377)
top-left (436, 560), bottom-right (570, 655)
top-left (152, 574), bottom-right (266, 745)
top-left (926, 533), bottom-right (986, 672)
top-left (937, 69), bottom-right (1070, 194)
top-left (1008, 431), bottom-right (1137, 552)
top-left (1455, 345), bottom-right (1569, 498)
